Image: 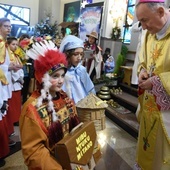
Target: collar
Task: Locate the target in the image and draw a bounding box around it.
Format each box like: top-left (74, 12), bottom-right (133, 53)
top-left (156, 16), bottom-right (170, 40)
top-left (0, 35), bottom-right (6, 42)
top-left (69, 63), bottom-right (81, 71)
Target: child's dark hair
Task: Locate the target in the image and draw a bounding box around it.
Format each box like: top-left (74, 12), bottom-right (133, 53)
top-left (85, 40), bottom-right (99, 54)
top-left (65, 49), bottom-right (84, 68)
top-left (7, 36), bottom-right (18, 45)
top-left (19, 34), bottom-right (30, 42)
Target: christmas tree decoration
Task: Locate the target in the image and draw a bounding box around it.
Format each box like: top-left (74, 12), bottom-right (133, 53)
top-left (34, 17), bottom-right (59, 39)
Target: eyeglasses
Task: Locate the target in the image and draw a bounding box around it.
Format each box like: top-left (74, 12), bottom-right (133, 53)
top-left (3, 25), bottom-right (12, 29)
top-left (72, 52), bottom-right (84, 57)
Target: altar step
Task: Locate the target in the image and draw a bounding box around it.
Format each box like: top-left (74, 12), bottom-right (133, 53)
top-left (119, 82), bottom-right (138, 97)
top-left (105, 83), bottom-right (139, 139)
top-left (105, 106), bottom-right (139, 139)
top-left (111, 92), bottom-right (137, 113)
top-left (94, 82), bottom-right (139, 139)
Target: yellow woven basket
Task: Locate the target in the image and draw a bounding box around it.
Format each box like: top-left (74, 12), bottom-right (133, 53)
top-left (76, 93), bottom-right (108, 131)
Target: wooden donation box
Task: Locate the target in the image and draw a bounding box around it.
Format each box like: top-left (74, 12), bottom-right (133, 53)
top-left (120, 66), bottom-right (133, 85)
top-left (55, 121), bottom-right (101, 170)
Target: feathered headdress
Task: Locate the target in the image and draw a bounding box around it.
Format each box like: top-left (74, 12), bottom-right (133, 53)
top-left (27, 40), bottom-right (67, 84)
top-left (26, 40), bottom-right (68, 121)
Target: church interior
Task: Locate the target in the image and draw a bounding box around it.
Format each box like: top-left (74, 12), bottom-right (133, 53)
top-left (0, 0), bottom-right (170, 169)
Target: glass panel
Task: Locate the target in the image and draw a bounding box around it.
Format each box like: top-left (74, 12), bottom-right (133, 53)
top-left (123, 26), bottom-right (132, 44)
top-left (127, 6), bottom-right (135, 26)
top-left (128, 0), bottom-right (136, 6)
top-left (0, 4), bottom-right (30, 25)
top-left (0, 3), bottom-right (32, 37)
top-left (122, 0), bottom-right (136, 43)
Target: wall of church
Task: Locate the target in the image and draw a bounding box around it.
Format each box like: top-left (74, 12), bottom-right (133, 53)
top-left (59, 0), bottom-right (103, 24)
top-left (38, 0), bottom-right (61, 24)
top-left (1, 0), bottom-right (169, 53)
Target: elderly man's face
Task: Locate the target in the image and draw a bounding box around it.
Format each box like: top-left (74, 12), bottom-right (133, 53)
top-left (136, 3), bottom-right (164, 34)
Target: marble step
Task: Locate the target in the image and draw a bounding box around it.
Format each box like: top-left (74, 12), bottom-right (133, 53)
top-left (119, 82), bottom-right (138, 97)
top-left (95, 82), bottom-right (139, 138)
top-left (105, 106), bottom-right (139, 139)
top-left (106, 85), bottom-right (139, 139)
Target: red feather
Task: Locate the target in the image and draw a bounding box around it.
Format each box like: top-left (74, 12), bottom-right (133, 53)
top-left (34, 50), bottom-right (68, 83)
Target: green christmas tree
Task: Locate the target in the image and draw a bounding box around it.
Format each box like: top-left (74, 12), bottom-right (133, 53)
top-left (34, 17), bottom-right (59, 39)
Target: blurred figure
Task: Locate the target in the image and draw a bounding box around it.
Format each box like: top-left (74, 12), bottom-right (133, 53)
top-left (104, 56), bottom-right (115, 74)
top-left (0, 17), bottom-right (19, 168)
top-left (16, 34), bottom-right (34, 103)
top-left (0, 68), bottom-right (9, 168)
top-left (131, 21), bottom-right (147, 86)
top-left (6, 37), bottom-right (24, 129)
top-left (103, 48), bottom-right (111, 63)
top-left (84, 31), bottom-right (103, 81)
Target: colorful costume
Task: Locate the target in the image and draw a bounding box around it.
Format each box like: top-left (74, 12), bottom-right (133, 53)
top-left (84, 32), bottom-right (103, 80)
top-left (20, 90), bottom-right (78, 170)
top-left (0, 35), bottom-right (14, 135)
top-left (0, 35), bottom-right (12, 100)
top-left (136, 19), bottom-right (170, 169)
top-left (7, 50), bottom-right (24, 126)
top-left (84, 42), bottom-right (103, 80)
top-left (0, 68), bottom-right (9, 159)
top-left (19, 40), bottom-right (80, 170)
top-left (104, 56), bottom-right (115, 73)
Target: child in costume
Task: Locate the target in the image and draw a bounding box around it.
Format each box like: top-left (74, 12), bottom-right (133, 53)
top-left (19, 40), bottom-right (80, 169)
top-left (103, 48), bottom-right (111, 63)
top-left (59, 35), bottom-right (96, 104)
top-left (104, 56), bottom-right (115, 74)
top-left (6, 37), bottom-right (24, 132)
top-left (0, 68), bottom-right (9, 167)
top-left (17, 34), bottom-right (33, 103)
top-left (0, 17), bottom-right (21, 150)
top-left (84, 31), bottom-right (103, 81)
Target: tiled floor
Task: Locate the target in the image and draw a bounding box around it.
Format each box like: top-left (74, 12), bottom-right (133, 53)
top-left (0, 117), bottom-right (137, 170)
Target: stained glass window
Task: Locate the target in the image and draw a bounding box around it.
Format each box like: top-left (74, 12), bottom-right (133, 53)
top-left (0, 4), bottom-right (30, 25)
top-left (0, 3), bottom-right (32, 37)
top-left (122, 0), bottom-right (136, 44)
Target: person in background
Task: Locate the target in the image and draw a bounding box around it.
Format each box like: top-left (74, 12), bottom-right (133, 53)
top-left (84, 31), bottom-right (103, 81)
top-left (19, 40), bottom-right (80, 169)
top-left (134, 0), bottom-right (170, 169)
top-left (104, 56), bottom-right (115, 74)
top-left (6, 37), bottom-right (24, 130)
top-left (17, 34), bottom-right (33, 104)
top-left (0, 68), bottom-right (9, 167)
top-left (103, 48), bottom-right (111, 63)
top-left (0, 17), bottom-right (20, 167)
top-left (131, 21), bottom-right (147, 87)
top-left (59, 35), bottom-right (96, 104)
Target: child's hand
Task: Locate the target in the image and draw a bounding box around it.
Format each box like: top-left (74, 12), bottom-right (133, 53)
top-left (9, 63), bottom-right (23, 71)
top-left (1, 101), bottom-right (9, 114)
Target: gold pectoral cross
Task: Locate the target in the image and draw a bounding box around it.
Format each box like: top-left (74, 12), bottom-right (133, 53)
top-left (149, 63), bottom-right (156, 77)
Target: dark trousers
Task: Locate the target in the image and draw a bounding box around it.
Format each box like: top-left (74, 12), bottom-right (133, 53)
top-left (21, 76), bottom-right (30, 104)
